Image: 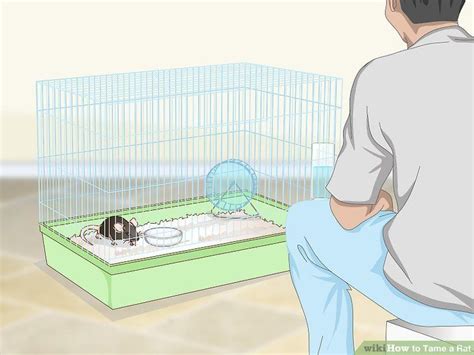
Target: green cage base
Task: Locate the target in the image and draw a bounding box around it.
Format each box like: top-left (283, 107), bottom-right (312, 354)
top-left (40, 195), bottom-right (290, 309)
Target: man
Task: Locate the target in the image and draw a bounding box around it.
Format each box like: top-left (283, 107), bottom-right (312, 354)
top-left (286, 0), bottom-right (473, 353)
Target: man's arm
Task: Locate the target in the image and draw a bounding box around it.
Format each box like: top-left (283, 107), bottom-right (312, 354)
top-left (330, 190), bottom-right (394, 230)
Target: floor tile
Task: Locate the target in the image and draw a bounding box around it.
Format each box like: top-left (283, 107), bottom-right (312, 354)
top-left (0, 196), bottom-right (44, 260)
top-left (0, 300), bottom-right (39, 327)
top-left (0, 312), bottom-right (213, 354)
top-left (116, 295), bottom-right (218, 330)
top-left (152, 299), bottom-right (305, 353)
top-left (0, 269), bottom-right (107, 321)
top-left (0, 254), bottom-right (34, 277)
top-left (228, 273), bottom-right (303, 314)
top-left (0, 180), bottom-right (37, 203)
top-left (255, 327), bottom-right (308, 354)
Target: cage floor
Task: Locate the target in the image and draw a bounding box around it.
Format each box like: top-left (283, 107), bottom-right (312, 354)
top-left (68, 212), bottom-right (284, 264)
top-left (47, 197), bottom-right (287, 265)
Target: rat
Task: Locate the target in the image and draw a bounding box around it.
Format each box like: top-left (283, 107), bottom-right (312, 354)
top-left (99, 216), bottom-right (139, 246)
top-left (74, 216), bottom-right (140, 246)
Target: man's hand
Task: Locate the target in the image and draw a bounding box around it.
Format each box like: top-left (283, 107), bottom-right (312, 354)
top-left (330, 190), bottom-right (394, 230)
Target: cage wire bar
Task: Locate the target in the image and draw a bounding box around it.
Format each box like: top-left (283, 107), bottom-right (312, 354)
top-left (37, 63), bottom-right (342, 262)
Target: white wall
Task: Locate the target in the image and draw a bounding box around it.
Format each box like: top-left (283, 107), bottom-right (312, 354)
top-left (1, 0), bottom-right (472, 163)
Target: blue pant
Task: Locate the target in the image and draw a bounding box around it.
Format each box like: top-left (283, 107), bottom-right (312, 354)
top-left (286, 199), bottom-right (474, 355)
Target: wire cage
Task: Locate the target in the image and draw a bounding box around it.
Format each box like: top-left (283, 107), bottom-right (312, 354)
top-left (37, 63), bottom-right (342, 306)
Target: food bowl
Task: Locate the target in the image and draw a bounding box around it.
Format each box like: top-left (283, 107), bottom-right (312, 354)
top-left (143, 227), bottom-right (183, 247)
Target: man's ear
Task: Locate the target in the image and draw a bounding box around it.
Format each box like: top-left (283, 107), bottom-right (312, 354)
top-left (388, 0), bottom-right (399, 12)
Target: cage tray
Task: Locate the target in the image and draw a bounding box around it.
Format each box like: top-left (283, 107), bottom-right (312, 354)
top-left (40, 195), bottom-right (289, 309)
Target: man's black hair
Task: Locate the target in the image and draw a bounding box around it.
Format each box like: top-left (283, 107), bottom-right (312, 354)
top-left (400, 0), bottom-right (466, 24)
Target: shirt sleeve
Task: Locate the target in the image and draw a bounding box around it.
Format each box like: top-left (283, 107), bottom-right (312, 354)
top-left (326, 65), bottom-right (393, 204)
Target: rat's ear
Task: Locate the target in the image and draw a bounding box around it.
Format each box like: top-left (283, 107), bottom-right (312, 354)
top-left (130, 218), bottom-right (138, 227)
top-left (113, 223), bottom-right (124, 232)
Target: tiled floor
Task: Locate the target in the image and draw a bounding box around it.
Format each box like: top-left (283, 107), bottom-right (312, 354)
top-left (0, 179), bottom-right (394, 354)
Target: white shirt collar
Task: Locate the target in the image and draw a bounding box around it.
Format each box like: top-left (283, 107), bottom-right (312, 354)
top-left (410, 25), bottom-right (472, 49)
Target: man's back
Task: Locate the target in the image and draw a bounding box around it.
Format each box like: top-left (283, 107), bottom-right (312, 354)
top-left (363, 26), bottom-right (473, 312)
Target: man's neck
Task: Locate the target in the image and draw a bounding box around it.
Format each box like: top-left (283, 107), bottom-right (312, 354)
top-left (404, 21), bottom-right (458, 47)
